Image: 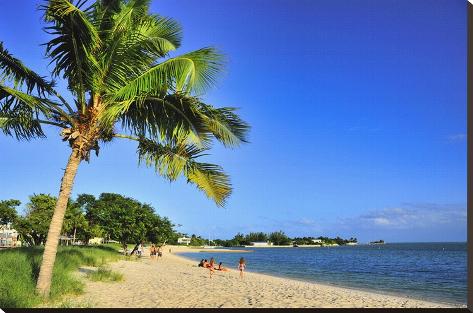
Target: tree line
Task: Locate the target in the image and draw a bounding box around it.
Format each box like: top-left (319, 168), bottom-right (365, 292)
top-left (180, 231), bottom-right (358, 247)
top-left (0, 193), bottom-right (177, 253)
top-left (2, 196), bottom-right (359, 249)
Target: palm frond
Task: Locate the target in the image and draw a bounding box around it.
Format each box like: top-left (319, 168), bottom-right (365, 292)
top-left (101, 15), bottom-right (182, 92)
top-left (107, 0), bottom-right (151, 35)
top-left (0, 84), bottom-right (57, 117)
top-left (0, 42), bottom-right (55, 95)
top-left (0, 107), bottom-right (45, 140)
top-left (198, 105), bottom-right (249, 147)
top-left (42, 0), bottom-right (102, 106)
top-left (111, 47), bottom-right (224, 101)
top-left (137, 136), bottom-right (205, 180)
top-left (184, 161), bottom-right (231, 207)
top-left (112, 94), bottom-right (210, 147)
top-left (91, 0), bottom-right (121, 35)
top-left (136, 137), bottom-right (231, 206)
top-left (176, 47), bottom-right (224, 94)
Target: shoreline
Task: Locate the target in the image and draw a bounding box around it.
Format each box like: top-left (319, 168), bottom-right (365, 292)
top-left (64, 245), bottom-right (463, 308)
top-left (171, 249), bottom-right (461, 308)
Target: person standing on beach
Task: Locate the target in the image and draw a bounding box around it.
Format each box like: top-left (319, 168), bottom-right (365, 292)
top-left (238, 257), bottom-right (246, 279)
top-left (137, 243), bottom-right (143, 257)
top-left (150, 244), bottom-right (157, 260)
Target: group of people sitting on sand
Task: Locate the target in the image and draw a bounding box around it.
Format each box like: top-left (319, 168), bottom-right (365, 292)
top-left (198, 257), bottom-right (246, 279)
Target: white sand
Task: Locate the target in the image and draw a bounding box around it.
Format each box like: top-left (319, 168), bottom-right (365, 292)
top-left (67, 246), bottom-right (461, 308)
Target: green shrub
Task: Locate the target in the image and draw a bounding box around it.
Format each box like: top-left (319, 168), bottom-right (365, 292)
top-left (86, 266), bottom-right (123, 282)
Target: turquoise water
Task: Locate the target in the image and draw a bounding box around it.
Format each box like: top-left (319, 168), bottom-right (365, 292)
top-left (180, 242), bottom-right (467, 306)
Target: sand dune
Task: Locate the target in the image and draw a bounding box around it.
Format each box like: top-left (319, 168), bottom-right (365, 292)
top-left (66, 246), bottom-right (459, 308)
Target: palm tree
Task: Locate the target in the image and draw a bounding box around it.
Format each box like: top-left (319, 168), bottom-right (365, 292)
top-left (0, 0), bottom-right (249, 297)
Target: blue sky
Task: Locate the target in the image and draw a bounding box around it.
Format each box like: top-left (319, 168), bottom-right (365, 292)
top-left (0, 0), bottom-right (467, 242)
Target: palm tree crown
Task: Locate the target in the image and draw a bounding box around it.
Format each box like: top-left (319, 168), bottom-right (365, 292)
top-left (0, 0), bottom-right (249, 206)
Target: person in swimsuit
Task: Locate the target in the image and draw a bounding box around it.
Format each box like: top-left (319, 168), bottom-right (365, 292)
top-left (238, 257), bottom-right (246, 279)
top-left (217, 262), bottom-right (228, 271)
top-left (208, 257), bottom-right (216, 278)
top-left (150, 244), bottom-right (157, 260)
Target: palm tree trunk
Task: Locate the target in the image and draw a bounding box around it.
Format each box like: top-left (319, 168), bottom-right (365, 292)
top-left (36, 148), bottom-right (81, 297)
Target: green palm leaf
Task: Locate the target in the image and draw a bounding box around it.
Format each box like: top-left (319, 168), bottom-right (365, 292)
top-left (42, 0), bottom-right (102, 106)
top-left (101, 15), bottom-right (182, 92)
top-left (0, 107), bottom-right (45, 140)
top-left (111, 47), bottom-right (223, 101)
top-left (115, 94), bottom-right (209, 146)
top-left (0, 42), bottom-right (55, 95)
top-left (185, 162), bottom-right (231, 207)
top-left (137, 137), bottom-right (231, 206)
top-left (199, 105), bottom-right (249, 147)
top-left (0, 84), bottom-right (57, 117)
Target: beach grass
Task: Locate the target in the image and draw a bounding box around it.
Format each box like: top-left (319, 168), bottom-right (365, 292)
top-left (0, 245), bottom-right (123, 308)
top-left (86, 266), bottom-right (124, 282)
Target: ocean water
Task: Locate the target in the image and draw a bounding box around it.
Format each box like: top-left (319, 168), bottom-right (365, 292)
top-left (179, 242), bottom-right (467, 306)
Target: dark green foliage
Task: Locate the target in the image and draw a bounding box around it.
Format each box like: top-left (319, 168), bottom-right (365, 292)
top-left (87, 193), bottom-right (152, 248)
top-left (14, 194), bottom-right (56, 246)
top-left (210, 233), bottom-right (358, 247)
top-left (268, 230), bottom-right (291, 246)
top-left (230, 232), bottom-right (248, 246)
top-left (189, 234), bottom-right (206, 246)
top-left (146, 214), bottom-right (176, 246)
top-left (82, 193), bottom-right (176, 248)
top-left (245, 232), bottom-right (268, 243)
top-left (0, 199), bottom-right (20, 225)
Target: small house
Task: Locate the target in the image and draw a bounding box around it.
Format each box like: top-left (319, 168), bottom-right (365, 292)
top-left (177, 237), bottom-right (192, 245)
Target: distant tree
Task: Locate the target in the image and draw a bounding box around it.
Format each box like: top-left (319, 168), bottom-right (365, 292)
top-left (76, 193), bottom-right (105, 244)
top-left (86, 193), bottom-right (152, 252)
top-left (15, 194), bottom-right (56, 246)
top-left (0, 199), bottom-right (20, 225)
top-left (232, 232), bottom-right (247, 246)
top-left (63, 201), bottom-right (88, 244)
top-left (147, 213), bottom-right (176, 246)
top-left (269, 230), bottom-right (290, 245)
top-left (246, 232), bottom-right (268, 243)
top-left (189, 234), bottom-right (205, 246)
top-left (213, 239), bottom-right (226, 246)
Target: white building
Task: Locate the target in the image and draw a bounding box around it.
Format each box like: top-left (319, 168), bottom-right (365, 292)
top-left (311, 239), bottom-right (322, 244)
top-left (177, 237), bottom-right (191, 245)
top-left (0, 224), bottom-right (20, 247)
top-left (248, 241), bottom-right (273, 247)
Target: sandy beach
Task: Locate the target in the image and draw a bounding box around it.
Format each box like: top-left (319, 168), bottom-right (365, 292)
top-left (61, 245), bottom-right (461, 308)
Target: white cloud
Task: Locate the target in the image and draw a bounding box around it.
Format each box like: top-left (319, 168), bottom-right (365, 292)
top-left (373, 217), bottom-right (391, 225)
top-left (340, 203), bottom-right (466, 230)
top-left (447, 133), bottom-right (466, 142)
